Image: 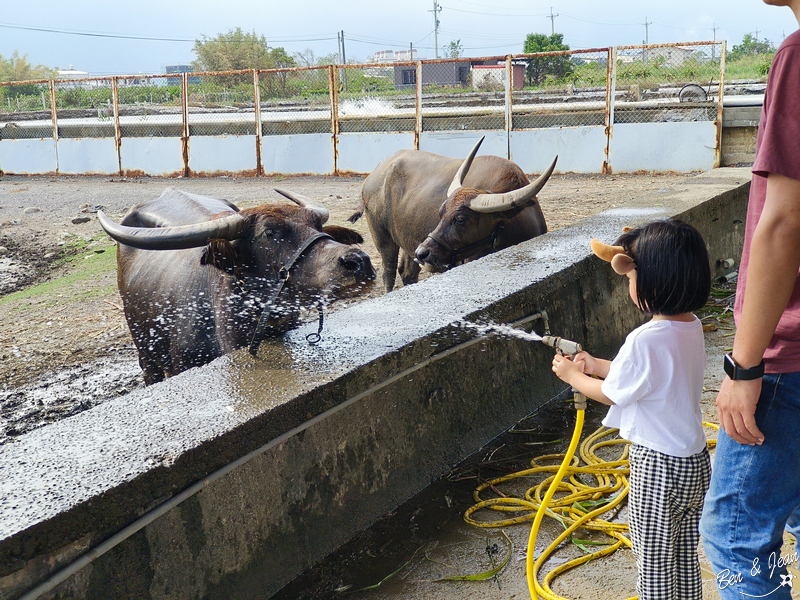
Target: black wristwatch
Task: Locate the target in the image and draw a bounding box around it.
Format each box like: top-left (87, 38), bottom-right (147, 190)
top-left (724, 353), bottom-right (765, 380)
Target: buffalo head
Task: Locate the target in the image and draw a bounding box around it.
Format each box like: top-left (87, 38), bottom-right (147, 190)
top-left (414, 139), bottom-right (557, 272)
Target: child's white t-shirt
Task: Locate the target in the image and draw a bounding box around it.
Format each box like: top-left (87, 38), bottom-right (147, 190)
top-left (600, 317), bottom-right (707, 457)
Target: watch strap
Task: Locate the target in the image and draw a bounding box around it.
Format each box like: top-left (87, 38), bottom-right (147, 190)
top-left (724, 353), bottom-right (765, 380)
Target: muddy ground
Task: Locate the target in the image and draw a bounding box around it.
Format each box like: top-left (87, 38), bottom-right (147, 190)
top-left (0, 170), bottom-right (699, 443)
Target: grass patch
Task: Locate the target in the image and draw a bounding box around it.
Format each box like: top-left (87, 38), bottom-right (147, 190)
top-left (0, 238), bottom-right (118, 311)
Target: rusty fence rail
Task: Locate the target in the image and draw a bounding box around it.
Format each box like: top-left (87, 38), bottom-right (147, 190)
top-left (0, 41), bottom-right (727, 176)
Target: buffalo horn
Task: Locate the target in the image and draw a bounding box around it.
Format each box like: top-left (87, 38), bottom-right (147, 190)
top-left (274, 188), bottom-right (330, 224)
top-left (97, 211), bottom-right (248, 250)
top-left (468, 155), bottom-right (558, 214)
top-left (446, 136), bottom-right (485, 198)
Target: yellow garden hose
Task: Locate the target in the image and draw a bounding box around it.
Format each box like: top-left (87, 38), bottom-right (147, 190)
top-left (463, 394), bottom-right (719, 600)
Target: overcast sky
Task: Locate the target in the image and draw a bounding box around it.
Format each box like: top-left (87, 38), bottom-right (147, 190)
top-left (1, 0), bottom-right (797, 76)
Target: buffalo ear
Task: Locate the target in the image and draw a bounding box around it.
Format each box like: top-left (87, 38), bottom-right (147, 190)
top-left (201, 239), bottom-right (239, 274)
top-left (322, 225), bottom-right (364, 245)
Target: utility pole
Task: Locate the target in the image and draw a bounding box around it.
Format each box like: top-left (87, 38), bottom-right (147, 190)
top-left (548, 7), bottom-right (559, 36)
top-left (643, 17), bottom-right (652, 64)
top-left (712, 23), bottom-right (718, 61)
top-left (431, 0), bottom-right (442, 59)
top-left (338, 31), bottom-right (347, 91)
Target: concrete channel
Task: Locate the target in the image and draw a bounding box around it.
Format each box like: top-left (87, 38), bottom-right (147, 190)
top-left (0, 167), bottom-right (750, 600)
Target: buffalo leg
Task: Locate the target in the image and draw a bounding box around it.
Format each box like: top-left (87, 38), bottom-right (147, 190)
top-left (398, 250), bottom-right (421, 287)
top-left (138, 353), bottom-right (166, 385)
top-left (372, 233), bottom-right (400, 292)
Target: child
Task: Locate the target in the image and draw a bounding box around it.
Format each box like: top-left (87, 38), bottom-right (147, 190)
top-left (551, 219), bottom-right (712, 600)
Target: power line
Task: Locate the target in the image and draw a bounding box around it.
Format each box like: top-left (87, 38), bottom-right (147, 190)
top-left (0, 21), bottom-right (339, 45)
top-left (442, 5), bottom-right (549, 17)
top-left (0, 21), bottom-right (193, 42)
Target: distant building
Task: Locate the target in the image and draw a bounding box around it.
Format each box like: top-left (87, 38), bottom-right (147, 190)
top-left (371, 49), bottom-right (422, 63)
top-left (56, 66), bottom-right (93, 88)
top-left (394, 60), bottom-right (498, 90)
top-left (57, 65), bottom-right (89, 80)
top-left (640, 46), bottom-right (700, 66)
top-left (472, 64), bottom-right (525, 91)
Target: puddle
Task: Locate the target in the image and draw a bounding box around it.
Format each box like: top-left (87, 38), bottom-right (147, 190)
top-left (0, 256), bottom-right (27, 295)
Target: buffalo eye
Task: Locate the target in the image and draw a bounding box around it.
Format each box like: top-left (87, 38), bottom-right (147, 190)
top-left (454, 214), bottom-right (467, 226)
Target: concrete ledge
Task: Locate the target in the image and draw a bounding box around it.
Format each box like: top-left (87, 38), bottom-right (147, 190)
top-left (0, 168), bottom-right (751, 600)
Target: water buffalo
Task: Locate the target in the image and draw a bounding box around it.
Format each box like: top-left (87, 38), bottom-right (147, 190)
top-left (99, 187), bottom-right (376, 384)
top-left (349, 138), bottom-right (556, 292)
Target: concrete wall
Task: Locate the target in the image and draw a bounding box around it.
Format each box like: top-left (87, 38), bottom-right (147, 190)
top-left (721, 105), bottom-right (760, 166)
top-left (0, 168), bottom-right (751, 600)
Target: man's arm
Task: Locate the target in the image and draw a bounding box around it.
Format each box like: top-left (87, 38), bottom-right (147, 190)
top-left (719, 172), bottom-right (800, 444)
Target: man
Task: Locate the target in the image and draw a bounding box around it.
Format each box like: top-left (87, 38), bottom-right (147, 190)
top-left (700, 2), bottom-right (800, 598)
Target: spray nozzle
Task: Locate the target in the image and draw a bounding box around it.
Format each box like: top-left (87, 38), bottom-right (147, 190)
top-left (541, 335), bottom-right (583, 357)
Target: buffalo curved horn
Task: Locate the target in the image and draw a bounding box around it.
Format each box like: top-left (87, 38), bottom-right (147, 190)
top-left (468, 155), bottom-right (558, 214)
top-left (97, 210), bottom-right (248, 250)
top-left (446, 136), bottom-right (485, 198)
top-left (274, 188), bottom-right (330, 224)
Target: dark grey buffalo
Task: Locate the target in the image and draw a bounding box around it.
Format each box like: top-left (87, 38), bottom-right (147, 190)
top-left (349, 138), bottom-right (556, 292)
top-left (99, 187), bottom-right (375, 384)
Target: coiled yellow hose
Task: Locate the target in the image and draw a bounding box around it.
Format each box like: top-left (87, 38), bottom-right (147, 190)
top-left (464, 401), bottom-right (719, 600)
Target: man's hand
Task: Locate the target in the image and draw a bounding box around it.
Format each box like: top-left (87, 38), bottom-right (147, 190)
top-left (716, 377), bottom-right (764, 445)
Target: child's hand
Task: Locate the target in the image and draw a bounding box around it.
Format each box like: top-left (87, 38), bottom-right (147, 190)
top-left (552, 354), bottom-right (585, 385)
top-left (573, 351), bottom-right (599, 376)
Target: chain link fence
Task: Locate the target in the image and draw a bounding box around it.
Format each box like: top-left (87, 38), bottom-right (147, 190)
top-left (422, 59), bottom-right (505, 132)
top-left (53, 78), bottom-right (115, 139)
top-left (614, 43), bottom-right (721, 124)
top-left (118, 74), bottom-right (182, 138)
top-left (0, 80), bottom-right (52, 140)
top-left (337, 63), bottom-right (415, 134)
top-left (0, 41), bottom-right (727, 173)
top-left (260, 66), bottom-right (331, 136)
top-left (186, 71), bottom-right (257, 136)
top-left (511, 48), bottom-right (609, 130)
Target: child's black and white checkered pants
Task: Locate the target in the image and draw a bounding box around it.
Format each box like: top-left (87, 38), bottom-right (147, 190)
top-left (627, 443), bottom-right (711, 600)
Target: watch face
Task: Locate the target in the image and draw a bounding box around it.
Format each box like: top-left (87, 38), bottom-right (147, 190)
top-left (724, 354), bottom-right (736, 378)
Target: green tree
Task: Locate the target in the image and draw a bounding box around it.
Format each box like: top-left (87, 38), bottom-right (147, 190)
top-left (522, 33), bottom-right (572, 86)
top-left (729, 33), bottom-right (776, 61)
top-left (0, 51), bottom-right (54, 83)
top-left (192, 28), bottom-right (295, 72)
top-left (443, 39), bottom-right (464, 59)
top-left (260, 47), bottom-right (298, 97)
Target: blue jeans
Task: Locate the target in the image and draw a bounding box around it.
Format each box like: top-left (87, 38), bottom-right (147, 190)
top-left (700, 372), bottom-right (800, 600)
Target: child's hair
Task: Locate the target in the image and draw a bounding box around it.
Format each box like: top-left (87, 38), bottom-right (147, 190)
top-left (616, 219), bottom-right (711, 315)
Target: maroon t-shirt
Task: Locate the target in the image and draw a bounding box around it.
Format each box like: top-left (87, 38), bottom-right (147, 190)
top-left (735, 28), bottom-right (800, 372)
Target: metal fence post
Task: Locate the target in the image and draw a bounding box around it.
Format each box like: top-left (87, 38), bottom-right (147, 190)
top-left (603, 46), bottom-right (618, 175)
top-left (253, 69), bottom-right (263, 176)
top-left (415, 61), bottom-right (422, 150)
top-left (714, 41), bottom-right (727, 168)
top-left (329, 65), bottom-right (339, 175)
top-left (111, 77), bottom-right (122, 176)
top-left (180, 73), bottom-right (190, 177)
top-left (48, 79), bottom-right (59, 174)
top-left (505, 55), bottom-right (513, 159)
